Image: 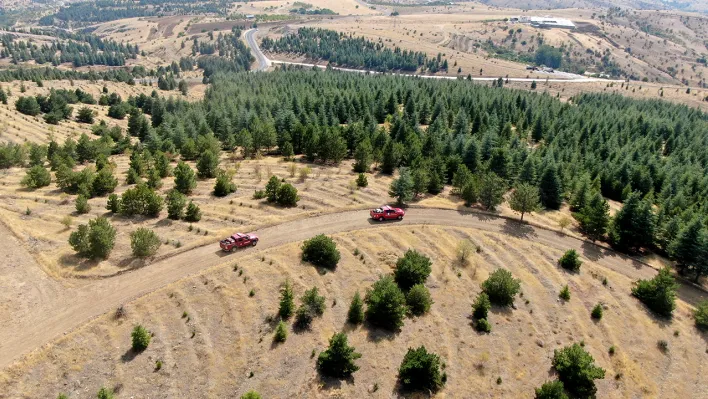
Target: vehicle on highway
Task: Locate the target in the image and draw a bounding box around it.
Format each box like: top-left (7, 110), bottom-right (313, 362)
top-left (220, 233), bottom-right (259, 252)
top-left (370, 205), bottom-right (405, 221)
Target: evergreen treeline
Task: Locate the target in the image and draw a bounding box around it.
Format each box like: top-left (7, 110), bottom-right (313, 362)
top-left (260, 28), bottom-right (448, 73)
top-left (194, 28), bottom-right (253, 79)
top-left (0, 66), bottom-right (142, 83)
top-left (0, 30), bottom-right (139, 67)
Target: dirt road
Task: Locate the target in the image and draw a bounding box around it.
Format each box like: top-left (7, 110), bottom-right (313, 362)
top-left (1, 208), bottom-right (704, 370)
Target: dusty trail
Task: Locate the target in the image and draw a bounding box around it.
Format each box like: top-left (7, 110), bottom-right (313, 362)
top-left (1, 208), bottom-right (705, 370)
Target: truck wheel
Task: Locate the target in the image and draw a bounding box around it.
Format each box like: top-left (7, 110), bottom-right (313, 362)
top-left (379, 217), bottom-right (384, 222)
top-left (398, 215), bottom-right (403, 220)
top-left (252, 240), bottom-right (258, 246)
top-left (230, 247), bottom-right (236, 253)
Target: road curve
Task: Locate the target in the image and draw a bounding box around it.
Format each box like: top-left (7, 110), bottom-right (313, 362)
top-left (244, 29), bottom-right (270, 71)
top-left (1, 208), bottom-right (705, 369)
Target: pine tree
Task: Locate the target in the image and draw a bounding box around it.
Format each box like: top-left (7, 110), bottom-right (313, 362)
top-left (265, 175), bottom-right (281, 202)
top-left (196, 150), bottom-right (219, 179)
top-left (347, 291), bottom-right (364, 324)
top-left (316, 333), bottom-right (361, 378)
top-left (509, 183), bottom-right (540, 221)
top-left (165, 189), bottom-right (186, 220)
top-left (669, 218), bottom-right (707, 282)
top-left (610, 191), bottom-right (655, 252)
top-left (389, 167), bottom-right (413, 205)
top-left (278, 280), bottom-right (295, 319)
top-left (576, 191), bottom-right (609, 240)
top-left (353, 137), bottom-right (373, 173)
top-left (539, 165), bottom-right (563, 210)
top-left (478, 173), bottom-right (506, 211)
top-left (173, 161), bottom-right (196, 194)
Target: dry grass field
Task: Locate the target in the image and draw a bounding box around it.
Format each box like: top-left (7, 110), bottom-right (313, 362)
top-left (1, 224), bottom-right (705, 398)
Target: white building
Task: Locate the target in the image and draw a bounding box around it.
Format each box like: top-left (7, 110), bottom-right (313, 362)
top-left (510, 16), bottom-right (575, 29)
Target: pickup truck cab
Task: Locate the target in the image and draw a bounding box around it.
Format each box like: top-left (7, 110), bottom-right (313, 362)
top-left (220, 233), bottom-right (259, 252)
top-left (370, 205), bottom-right (405, 221)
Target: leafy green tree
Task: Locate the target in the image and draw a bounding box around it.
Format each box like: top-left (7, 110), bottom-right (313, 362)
top-left (91, 167), bottom-right (118, 196)
top-left (69, 217), bottom-right (116, 259)
top-left (173, 161), bottom-right (196, 194)
top-left (694, 300), bottom-right (708, 330)
top-left (452, 164), bottom-right (473, 194)
top-left (552, 343), bottom-right (605, 398)
top-left (398, 346), bottom-right (445, 392)
top-left (76, 107), bottom-right (94, 123)
top-left (75, 194), bottom-right (91, 214)
top-left (472, 292), bottom-right (491, 319)
top-left (539, 165), bottom-right (563, 210)
top-left (461, 180), bottom-right (479, 206)
top-left (153, 151), bottom-right (171, 178)
top-left (165, 189), bottom-right (186, 220)
top-left (295, 287), bottom-right (326, 329)
top-left (131, 324), bottom-right (151, 352)
top-left (279, 280), bottom-right (295, 320)
top-left (389, 167), bottom-right (413, 205)
top-left (669, 218), bottom-right (707, 282)
top-left (317, 333), bottom-right (362, 378)
top-left (21, 165), bottom-right (51, 189)
top-left (509, 183), bottom-right (540, 221)
top-left (411, 167), bottom-right (430, 198)
top-left (213, 169), bottom-right (236, 197)
top-left (353, 137), bottom-right (373, 173)
top-left (482, 268), bottom-right (521, 307)
top-left (558, 249), bottom-right (582, 272)
top-left (479, 172), bottom-right (506, 211)
top-left (281, 141), bottom-right (294, 160)
top-left (347, 291), bottom-right (364, 324)
top-left (534, 381), bottom-right (568, 399)
top-left (631, 267), bottom-right (677, 317)
top-left (130, 228), bottom-right (161, 257)
top-left (184, 201), bottom-right (202, 222)
top-left (276, 183), bottom-right (299, 206)
top-left (365, 275), bottom-right (407, 330)
top-left (609, 192), bottom-right (655, 252)
top-left (15, 96), bottom-right (41, 116)
top-left (196, 150), bottom-right (219, 179)
top-left (301, 234), bottom-right (340, 269)
top-left (265, 175), bottom-right (281, 202)
top-left (394, 249), bottom-right (432, 291)
top-left (120, 184), bottom-right (163, 217)
top-left (576, 191), bottom-right (610, 240)
top-left (406, 284), bottom-right (433, 316)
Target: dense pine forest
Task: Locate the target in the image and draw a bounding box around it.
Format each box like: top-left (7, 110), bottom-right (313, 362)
top-left (260, 28), bottom-right (449, 73)
top-left (0, 29), bottom-right (139, 67)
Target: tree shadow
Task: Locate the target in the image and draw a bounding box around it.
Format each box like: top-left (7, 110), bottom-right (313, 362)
top-left (489, 305), bottom-right (514, 317)
top-left (58, 253), bottom-right (100, 271)
top-left (501, 218), bottom-right (537, 239)
top-left (120, 348), bottom-right (140, 363)
top-left (116, 257), bottom-right (146, 270)
top-left (580, 241), bottom-right (605, 262)
top-left (340, 321), bottom-right (359, 334)
top-left (365, 323), bottom-right (399, 342)
top-left (636, 302), bottom-right (673, 329)
top-left (317, 373), bottom-right (355, 391)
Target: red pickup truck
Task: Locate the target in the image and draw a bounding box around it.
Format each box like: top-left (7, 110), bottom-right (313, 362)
top-left (370, 205), bottom-right (405, 221)
top-left (220, 233), bottom-right (259, 252)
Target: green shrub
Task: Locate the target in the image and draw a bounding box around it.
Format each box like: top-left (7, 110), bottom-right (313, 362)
top-left (165, 189), bottom-right (186, 220)
top-left (356, 173), bottom-right (368, 187)
top-left (130, 228), bottom-right (161, 257)
top-left (253, 190), bottom-right (266, 199)
top-left (475, 318), bottom-right (492, 333)
top-left (240, 391), bottom-right (261, 399)
top-left (173, 161), bottom-right (196, 194)
top-left (21, 165), bottom-right (51, 188)
top-left (365, 275), bottom-right (407, 330)
top-left (394, 249), bottom-right (432, 291)
top-left (295, 287), bottom-right (326, 329)
top-left (106, 193), bottom-right (120, 213)
top-left (552, 343), bottom-right (605, 398)
top-left (482, 268), bottom-right (521, 307)
top-left (131, 324), bottom-right (151, 352)
top-left (406, 284), bottom-right (433, 316)
top-left (301, 234), bottom-right (340, 269)
top-left (265, 175), bottom-right (281, 202)
top-left (317, 332), bottom-right (362, 378)
top-left (347, 291), bottom-right (364, 324)
top-left (694, 300), bottom-right (708, 330)
top-left (184, 201), bottom-right (202, 222)
top-left (472, 292), bottom-right (491, 320)
top-left (558, 249), bottom-right (582, 272)
top-left (75, 194), bottom-right (91, 214)
top-left (534, 380), bottom-right (568, 399)
top-left (559, 285), bottom-right (571, 301)
top-left (57, 394), bottom-right (69, 399)
top-left (120, 184), bottom-right (163, 217)
top-left (69, 217), bottom-right (116, 259)
top-left (96, 387), bottom-right (114, 399)
top-left (276, 183), bottom-right (299, 206)
top-left (213, 169), bottom-right (237, 197)
top-left (273, 320), bottom-right (287, 342)
top-left (631, 267), bottom-right (677, 317)
top-left (591, 303), bottom-right (603, 320)
top-left (398, 346), bottom-right (445, 392)
top-left (278, 280), bottom-right (295, 319)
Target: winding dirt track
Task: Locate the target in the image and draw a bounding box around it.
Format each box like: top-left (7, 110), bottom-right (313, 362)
top-left (0, 208), bottom-right (705, 370)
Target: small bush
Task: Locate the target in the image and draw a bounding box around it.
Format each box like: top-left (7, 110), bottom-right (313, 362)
top-left (21, 165), bottom-right (51, 189)
top-left (591, 303), bottom-right (603, 320)
top-left (75, 194), bottom-right (91, 214)
top-left (106, 193), bottom-right (120, 213)
top-left (558, 249), bottom-right (582, 272)
top-left (694, 300), bottom-right (708, 330)
top-left (165, 189), bottom-right (186, 220)
top-left (184, 201), bottom-right (202, 222)
top-left (295, 287), bottom-right (326, 329)
top-left (96, 387), bottom-right (115, 399)
top-left (534, 380), bottom-right (568, 399)
top-left (273, 320), bottom-right (287, 342)
top-left (240, 391), bottom-right (262, 399)
top-left (631, 267), bottom-right (677, 317)
top-left (472, 292), bottom-right (491, 320)
top-left (317, 332), bottom-right (362, 378)
top-left (356, 173), bottom-right (368, 187)
top-left (482, 268), bottom-right (521, 307)
top-left (130, 228), bottom-right (161, 257)
top-left (365, 275), bottom-right (407, 330)
top-left (213, 169), bottom-right (236, 197)
top-left (398, 346), bottom-right (445, 392)
top-left (301, 234), bottom-right (341, 269)
top-left (475, 318), bottom-right (492, 333)
top-left (657, 339), bottom-right (668, 352)
top-left (252, 189), bottom-right (266, 199)
top-left (406, 284), bottom-right (433, 316)
top-left (131, 324), bottom-right (151, 352)
top-left (608, 346), bottom-right (615, 355)
top-left (279, 280), bottom-right (295, 319)
top-left (69, 217), bottom-right (116, 259)
top-left (552, 343), bottom-right (605, 398)
top-left (559, 285), bottom-right (571, 301)
top-left (276, 183), bottom-right (299, 206)
top-left (155, 360), bottom-right (163, 371)
top-left (347, 291), bottom-right (364, 324)
top-left (394, 249), bottom-right (432, 291)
